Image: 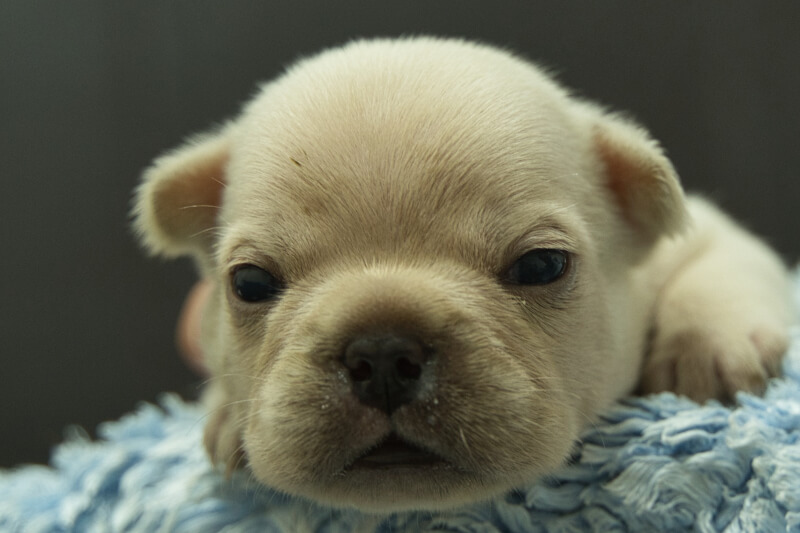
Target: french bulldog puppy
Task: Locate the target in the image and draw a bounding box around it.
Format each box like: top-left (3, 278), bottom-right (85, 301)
top-left (133, 38), bottom-right (793, 512)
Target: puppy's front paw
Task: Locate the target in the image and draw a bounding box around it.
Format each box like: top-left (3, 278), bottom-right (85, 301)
top-left (640, 324), bottom-right (788, 403)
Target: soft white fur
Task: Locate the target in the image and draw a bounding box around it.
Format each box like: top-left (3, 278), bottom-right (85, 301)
top-left (133, 37), bottom-right (794, 512)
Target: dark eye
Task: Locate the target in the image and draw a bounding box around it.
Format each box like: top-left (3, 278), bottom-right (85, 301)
top-left (506, 249), bottom-right (568, 285)
top-left (231, 265), bottom-right (284, 302)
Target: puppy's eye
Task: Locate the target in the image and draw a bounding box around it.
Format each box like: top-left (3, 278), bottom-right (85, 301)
top-left (506, 249), bottom-right (569, 285)
top-left (231, 265), bottom-right (284, 302)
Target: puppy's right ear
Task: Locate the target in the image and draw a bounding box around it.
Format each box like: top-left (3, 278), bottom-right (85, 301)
top-left (133, 128), bottom-right (230, 269)
top-left (589, 111), bottom-right (689, 244)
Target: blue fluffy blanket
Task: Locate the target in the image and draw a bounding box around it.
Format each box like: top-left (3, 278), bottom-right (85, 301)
top-left (2, 275), bottom-right (799, 533)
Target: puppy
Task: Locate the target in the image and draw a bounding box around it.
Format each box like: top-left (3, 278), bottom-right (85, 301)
top-left (133, 37), bottom-right (793, 512)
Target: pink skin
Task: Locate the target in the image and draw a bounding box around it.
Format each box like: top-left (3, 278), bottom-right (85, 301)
top-left (177, 280), bottom-right (212, 376)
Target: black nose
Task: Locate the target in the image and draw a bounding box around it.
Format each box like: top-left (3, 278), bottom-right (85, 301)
top-left (342, 334), bottom-right (430, 415)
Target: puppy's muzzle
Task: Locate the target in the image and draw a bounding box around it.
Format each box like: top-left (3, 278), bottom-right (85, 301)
top-left (342, 334), bottom-right (433, 415)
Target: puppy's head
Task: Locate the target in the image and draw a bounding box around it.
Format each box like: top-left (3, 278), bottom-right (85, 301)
top-left (134, 38), bottom-right (686, 512)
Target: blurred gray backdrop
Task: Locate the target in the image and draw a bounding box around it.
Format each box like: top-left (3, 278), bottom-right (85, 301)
top-left (1, 1), bottom-right (798, 466)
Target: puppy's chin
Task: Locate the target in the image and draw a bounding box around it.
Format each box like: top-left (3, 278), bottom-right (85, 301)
top-left (245, 425), bottom-right (566, 513)
top-left (301, 462), bottom-right (502, 513)
top-left (282, 434), bottom-right (488, 513)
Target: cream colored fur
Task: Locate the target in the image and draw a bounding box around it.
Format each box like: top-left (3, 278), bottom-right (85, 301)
top-left (133, 37), bottom-right (793, 512)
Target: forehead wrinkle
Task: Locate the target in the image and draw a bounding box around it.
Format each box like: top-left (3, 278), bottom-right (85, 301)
top-left (221, 175), bottom-right (582, 285)
top-left (227, 126), bottom-right (585, 277)
top-left (235, 128), bottom-right (571, 240)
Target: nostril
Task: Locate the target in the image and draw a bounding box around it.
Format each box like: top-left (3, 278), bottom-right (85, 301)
top-left (349, 360), bottom-right (372, 382)
top-left (343, 337), bottom-right (379, 381)
top-left (395, 356), bottom-right (422, 380)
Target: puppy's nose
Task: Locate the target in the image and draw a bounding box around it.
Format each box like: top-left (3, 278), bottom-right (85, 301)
top-left (342, 334), bottom-right (430, 415)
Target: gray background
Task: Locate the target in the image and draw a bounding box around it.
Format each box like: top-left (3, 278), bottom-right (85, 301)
top-left (1, 1), bottom-right (798, 467)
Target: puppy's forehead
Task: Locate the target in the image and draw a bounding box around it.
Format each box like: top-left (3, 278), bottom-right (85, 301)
top-left (222, 39), bottom-right (588, 271)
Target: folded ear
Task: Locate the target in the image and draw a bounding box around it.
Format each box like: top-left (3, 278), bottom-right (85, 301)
top-left (133, 127), bottom-right (230, 269)
top-left (591, 112), bottom-right (689, 243)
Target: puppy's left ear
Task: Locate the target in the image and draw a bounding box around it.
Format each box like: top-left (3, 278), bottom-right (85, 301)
top-left (591, 112), bottom-right (689, 243)
top-left (133, 126), bottom-right (231, 272)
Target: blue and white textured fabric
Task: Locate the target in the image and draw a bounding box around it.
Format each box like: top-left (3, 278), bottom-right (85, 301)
top-left (2, 273), bottom-right (799, 532)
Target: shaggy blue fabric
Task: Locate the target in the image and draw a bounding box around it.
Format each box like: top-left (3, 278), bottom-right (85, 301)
top-left (2, 274), bottom-right (799, 532)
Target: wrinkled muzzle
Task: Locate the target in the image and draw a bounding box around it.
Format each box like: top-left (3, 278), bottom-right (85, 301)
top-left (241, 264), bottom-right (580, 511)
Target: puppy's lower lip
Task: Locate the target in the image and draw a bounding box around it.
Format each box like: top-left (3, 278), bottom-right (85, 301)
top-left (350, 433), bottom-right (444, 469)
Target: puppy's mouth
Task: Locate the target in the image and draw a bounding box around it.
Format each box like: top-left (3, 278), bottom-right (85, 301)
top-left (348, 433), bottom-right (447, 470)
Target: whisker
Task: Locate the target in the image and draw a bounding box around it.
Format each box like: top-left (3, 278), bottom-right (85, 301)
top-left (187, 225), bottom-right (225, 241)
top-left (179, 204), bottom-right (221, 211)
top-left (227, 441), bottom-right (249, 476)
top-left (210, 176), bottom-right (227, 189)
top-left (199, 372), bottom-right (267, 387)
top-left (189, 396), bottom-right (257, 435)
